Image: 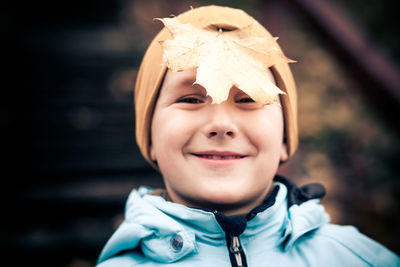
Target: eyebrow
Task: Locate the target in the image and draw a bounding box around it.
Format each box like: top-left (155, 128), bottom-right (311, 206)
top-left (164, 76), bottom-right (199, 93)
top-left (179, 76), bottom-right (197, 87)
top-left (162, 71), bottom-right (204, 93)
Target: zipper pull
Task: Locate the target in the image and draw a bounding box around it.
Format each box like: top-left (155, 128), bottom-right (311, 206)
top-left (230, 236), bottom-right (243, 267)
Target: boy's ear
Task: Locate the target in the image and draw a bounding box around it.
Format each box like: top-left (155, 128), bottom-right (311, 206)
top-left (150, 144), bottom-right (157, 162)
top-left (280, 142), bottom-right (289, 162)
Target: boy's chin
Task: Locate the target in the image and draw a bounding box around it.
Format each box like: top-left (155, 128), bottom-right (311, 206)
top-left (185, 192), bottom-right (262, 216)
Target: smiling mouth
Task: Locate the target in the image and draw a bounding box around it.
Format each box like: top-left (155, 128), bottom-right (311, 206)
top-left (191, 152), bottom-right (246, 160)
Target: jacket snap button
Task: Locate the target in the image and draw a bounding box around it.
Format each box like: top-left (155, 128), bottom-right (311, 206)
top-left (171, 234), bottom-right (183, 252)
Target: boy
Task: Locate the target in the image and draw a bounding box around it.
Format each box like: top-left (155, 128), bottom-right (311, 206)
top-left (97, 5), bottom-right (399, 266)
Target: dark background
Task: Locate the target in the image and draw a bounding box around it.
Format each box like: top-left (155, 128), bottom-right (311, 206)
top-left (3, 0), bottom-right (399, 266)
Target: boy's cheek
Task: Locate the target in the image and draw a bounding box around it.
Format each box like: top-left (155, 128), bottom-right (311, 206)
top-left (150, 122), bottom-right (189, 162)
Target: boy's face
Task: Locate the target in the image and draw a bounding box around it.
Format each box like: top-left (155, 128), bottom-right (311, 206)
top-left (150, 68), bottom-right (288, 215)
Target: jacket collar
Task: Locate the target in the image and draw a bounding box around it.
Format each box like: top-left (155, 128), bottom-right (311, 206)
top-left (98, 176), bottom-right (330, 264)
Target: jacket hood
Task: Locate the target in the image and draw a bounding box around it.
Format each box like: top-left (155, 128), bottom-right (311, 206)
top-left (97, 176), bottom-right (329, 264)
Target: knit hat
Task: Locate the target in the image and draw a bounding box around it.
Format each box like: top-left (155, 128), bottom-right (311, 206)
top-left (134, 5), bottom-right (298, 168)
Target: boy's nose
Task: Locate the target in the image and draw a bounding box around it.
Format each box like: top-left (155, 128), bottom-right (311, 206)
top-left (207, 129), bottom-right (235, 138)
top-left (204, 104), bottom-right (238, 139)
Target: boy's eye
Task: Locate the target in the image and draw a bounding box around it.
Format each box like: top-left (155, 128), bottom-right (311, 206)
top-left (236, 97), bottom-right (255, 103)
top-left (177, 97), bottom-right (204, 104)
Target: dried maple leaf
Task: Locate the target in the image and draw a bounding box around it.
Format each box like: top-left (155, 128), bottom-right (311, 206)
top-left (157, 17), bottom-right (294, 104)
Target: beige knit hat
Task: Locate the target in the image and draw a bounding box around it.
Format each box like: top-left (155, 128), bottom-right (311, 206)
top-left (134, 5), bottom-right (298, 168)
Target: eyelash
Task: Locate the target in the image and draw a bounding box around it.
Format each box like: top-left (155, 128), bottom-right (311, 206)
top-left (236, 97), bottom-right (255, 103)
top-left (176, 96), bottom-right (255, 104)
top-left (177, 97), bottom-right (204, 104)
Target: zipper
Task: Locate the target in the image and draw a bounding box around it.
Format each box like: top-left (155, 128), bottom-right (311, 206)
top-left (213, 211), bottom-right (248, 267)
top-left (228, 235), bottom-right (247, 267)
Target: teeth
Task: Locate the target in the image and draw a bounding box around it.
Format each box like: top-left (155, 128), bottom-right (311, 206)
top-left (200, 155), bottom-right (242, 159)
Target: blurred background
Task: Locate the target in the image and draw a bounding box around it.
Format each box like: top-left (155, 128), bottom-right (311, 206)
top-left (3, 0), bottom-right (399, 266)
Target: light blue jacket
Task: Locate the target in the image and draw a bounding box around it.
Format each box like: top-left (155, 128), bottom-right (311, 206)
top-left (97, 177), bottom-right (399, 266)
